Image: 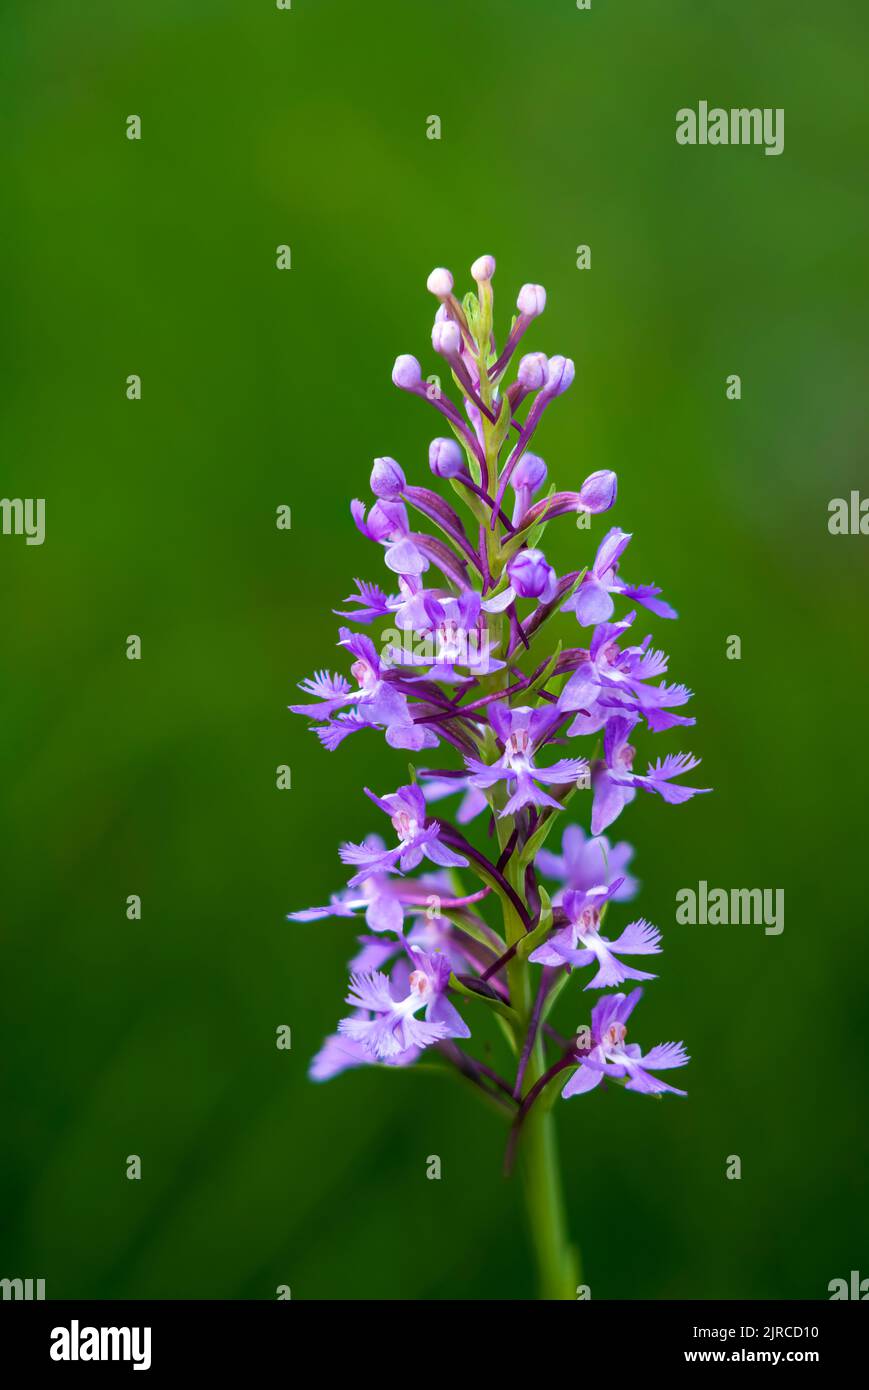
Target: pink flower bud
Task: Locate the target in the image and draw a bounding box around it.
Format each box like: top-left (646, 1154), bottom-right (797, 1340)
top-left (508, 548), bottom-right (556, 600)
top-left (392, 354), bottom-right (422, 390)
top-left (511, 453), bottom-right (548, 496)
top-left (429, 437), bottom-right (465, 478)
top-left (517, 352), bottom-right (549, 391)
top-left (517, 283), bottom-right (547, 318)
top-left (545, 355), bottom-right (575, 395)
top-left (426, 267), bottom-right (454, 298)
top-left (578, 469), bottom-right (617, 513)
top-left (431, 318), bottom-right (462, 357)
top-left (471, 254), bottom-right (496, 282)
top-left (370, 456), bottom-right (406, 499)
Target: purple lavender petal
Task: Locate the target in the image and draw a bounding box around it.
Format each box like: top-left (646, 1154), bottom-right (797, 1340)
top-left (562, 1060), bottom-right (605, 1098)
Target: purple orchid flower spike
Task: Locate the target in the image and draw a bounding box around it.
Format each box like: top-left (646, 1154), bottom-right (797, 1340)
top-left (340, 783), bottom-right (469, 885)
top-left (563, 989), bottom-right (689, 1098)
top-left (464, 703), bottom-right (588, 816)
top-left (338, 949), bottom-right (470, 1059)
top-left (289, 254), bottom-right (710, 1297)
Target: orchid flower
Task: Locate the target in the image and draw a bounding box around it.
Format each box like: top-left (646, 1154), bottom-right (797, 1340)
top-left (287, 255), bottom-right (710, 1299)
top-left (563, 989), bottom-right (689, 1098)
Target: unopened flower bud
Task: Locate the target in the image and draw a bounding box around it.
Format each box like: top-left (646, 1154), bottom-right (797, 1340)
top-left (392, 354), bottom-right (422, 390)
top-left (429, 437), bottom-right (465, 478)
top-left (517, 283), bottom-right (547, 318)
top-left (578, 469), bottom-right (617, 513)
top-left (471, 254), bottom-right (496, 282)
top-left (370, 456), bottom-right (406, 499)
top-left (545, 355), bottom-right (575, 395)
top-left (517, 352), bottom-right (549, 391)
top-left (426, 267), bottom-right (454, 298)
top-left (432, 318), bottom-right (462, 357)
top-left (511, 452), bottom-right (548, 496)
top-left (508, 548), bottom-right (555, 600)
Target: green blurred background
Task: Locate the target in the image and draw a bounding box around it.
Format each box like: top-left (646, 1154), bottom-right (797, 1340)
top-left (2, 0), bottom-right (867, 1300)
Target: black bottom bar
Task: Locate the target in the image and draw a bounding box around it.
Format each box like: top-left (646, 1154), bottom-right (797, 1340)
top-left (0, 1298), bottom-right (863, 1374)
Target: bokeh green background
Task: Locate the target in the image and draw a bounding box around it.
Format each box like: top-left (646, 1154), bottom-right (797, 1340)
top-left (2, 0), bottom-right (867, 1300)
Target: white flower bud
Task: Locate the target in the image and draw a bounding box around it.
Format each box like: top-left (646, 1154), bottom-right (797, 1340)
top-left (517, 352), bottom-right (549, 391)
top-left (517, 283), bottom-right (547, 318)
top-left (432, 319), bottom-right (462, 357)
top-left (392, 354), bottom-right (423, 390)
top-left (546, 355), bottom-right (574, 395)
top-left (429, 437), bottom-right (465, 478)
top-left (426, 267), bottom-right (454, 298)
top-left (471, 254), bottom-right (496, 282)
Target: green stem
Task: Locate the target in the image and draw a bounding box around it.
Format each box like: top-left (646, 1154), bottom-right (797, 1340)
top-left (503, 854), bottom-right (580, 1300)
top-left (468, 337), bottom-right (579, 1300)
top-left (518, 1040), bottom-right (580, 1300)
